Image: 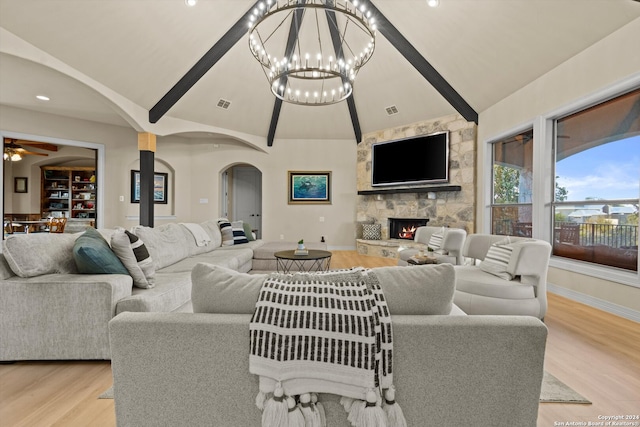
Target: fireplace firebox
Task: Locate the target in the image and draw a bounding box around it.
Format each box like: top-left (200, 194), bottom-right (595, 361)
top-left (388, 218), bottom-right (429, 240)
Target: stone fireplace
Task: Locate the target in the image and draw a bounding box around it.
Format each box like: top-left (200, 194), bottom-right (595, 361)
top-left (356, 114), bottom-right (477, 258)
top-left (389, 218), bottom-right (429, 240)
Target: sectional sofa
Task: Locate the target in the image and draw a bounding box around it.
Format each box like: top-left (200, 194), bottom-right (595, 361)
top-left (0, 220), bottom-right (323, 361)
top-left (109, 263), bottom-right (548, 427)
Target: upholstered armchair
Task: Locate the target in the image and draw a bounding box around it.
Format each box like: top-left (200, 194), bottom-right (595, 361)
top-left (453, 234), bottom-right (552, 319)
top-left (397, 226), bottom-right (467, 266)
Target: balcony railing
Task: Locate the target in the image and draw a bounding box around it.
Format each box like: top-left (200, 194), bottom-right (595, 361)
top-left (491, 218), bottom-right (638, 271)
top-left (554, 221), bottom-right (638, 248)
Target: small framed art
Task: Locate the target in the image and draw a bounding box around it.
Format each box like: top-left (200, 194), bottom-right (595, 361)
top-left (14, 177), bottom-right (28, 193)
top-left (131, 170), bottom-right (168, 204)
top-left (288, 171), bottom-right (331, 204)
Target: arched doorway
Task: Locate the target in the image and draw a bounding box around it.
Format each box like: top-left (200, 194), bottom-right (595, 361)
top-left (222, 164), bottom-right (262, 239)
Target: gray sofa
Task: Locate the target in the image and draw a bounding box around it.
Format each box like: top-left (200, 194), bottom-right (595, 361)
top-left (0, 221), bottom-right (323, 361)
top-left (109, 263), bottom-right (548, 427)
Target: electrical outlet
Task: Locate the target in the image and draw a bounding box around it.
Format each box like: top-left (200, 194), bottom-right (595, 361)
top-left (119, 195), bottom-right (124, 202)
top-left (319, 216), bottom-right (325, 222)
top-left (280, 234), bottom-right (284, 240)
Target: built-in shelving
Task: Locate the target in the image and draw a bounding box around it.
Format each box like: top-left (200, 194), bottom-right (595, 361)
top-left (41, 166), bottom-right (97, 221)
top-left (357, 185), bottom-right (461, 196)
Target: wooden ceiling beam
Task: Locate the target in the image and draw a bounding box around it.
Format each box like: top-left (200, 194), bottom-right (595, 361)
top-left (4, 138), bottom-right (58, 151)
top-left (267, 1), bottom-right (307, 146)
top-left (326, 8), bottom-right (362, 143)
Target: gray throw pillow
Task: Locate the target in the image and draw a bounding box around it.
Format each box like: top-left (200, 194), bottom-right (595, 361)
top-left (372, 264), bottom-right (455, 315)
top-left (362, 223), bottom-right (382, 240)
top-left (191, 263), bottom-right (266, 313)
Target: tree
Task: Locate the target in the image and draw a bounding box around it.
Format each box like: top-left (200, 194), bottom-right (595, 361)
top-left (493, 165), bottom-right (520, 203)
top-left (555, 177), bottom-right (568, 201)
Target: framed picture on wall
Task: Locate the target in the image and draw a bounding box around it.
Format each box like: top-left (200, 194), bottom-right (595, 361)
top-left (14, 177), bottom-right (28, 193)
top-left (288, 171), bottom-right (331, 204)
top-left (131, 170), bottom-right (168, 204)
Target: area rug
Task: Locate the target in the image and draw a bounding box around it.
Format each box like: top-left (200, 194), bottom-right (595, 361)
top-left (98, 387), bottom-right (113, 399)
top-left (98, 372), bottom-right (592, 403)
top-left (539, 371), bottom-right (591, 404)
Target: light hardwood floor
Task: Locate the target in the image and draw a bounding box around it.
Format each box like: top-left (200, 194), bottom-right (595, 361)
top-left (1, 251), bottom-right (638, 427)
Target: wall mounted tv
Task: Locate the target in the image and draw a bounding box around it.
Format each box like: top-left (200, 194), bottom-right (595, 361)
top-left (371, 131), bottom-right (449, 186)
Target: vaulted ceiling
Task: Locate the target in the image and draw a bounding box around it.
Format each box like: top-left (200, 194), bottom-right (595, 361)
top-left (1, 0), bottom-right (639, 147)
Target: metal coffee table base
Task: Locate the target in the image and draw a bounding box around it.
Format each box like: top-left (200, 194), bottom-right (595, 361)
top-left (274, 250), bottom-right (332, 273)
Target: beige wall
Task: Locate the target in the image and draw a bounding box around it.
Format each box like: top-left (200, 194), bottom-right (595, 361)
top-left (1, 105), bottom-right (358, 248)
top-left (477, 18), bottom-right (640, 312)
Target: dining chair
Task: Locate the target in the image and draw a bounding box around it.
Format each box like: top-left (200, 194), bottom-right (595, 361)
top-left (47, 217), bottom-right (67, 233)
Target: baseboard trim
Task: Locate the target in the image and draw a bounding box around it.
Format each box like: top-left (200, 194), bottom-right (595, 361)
top-left (548, 283), bottom-right (640, 323)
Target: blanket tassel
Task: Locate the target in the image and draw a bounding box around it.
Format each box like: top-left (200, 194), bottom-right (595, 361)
top-left (340, 396), bottom-right (355, 412)
top-left (299, 393), bottom-right (322, 427)
top-left (311, 393), bottom-right (326, 427)
top-left (355, 389), bottom-right (388, 427)
top-left (383, 386), bottom-right (407, 427)
top-left (261, 382), bottom-right (288, 427)
top-left (287, 396), bottom-right (306, 427)
top-left (346, 399), bottom-right (365, 426)
top-left (255, 391), bottom-right (266, 410)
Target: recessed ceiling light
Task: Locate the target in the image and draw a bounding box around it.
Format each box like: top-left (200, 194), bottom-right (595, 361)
top-left (36, 95), bottom-right (50, 101)
top-left (427, 0), bottom-right (440, 7)
top-left (184, 0), bottom-right (197, 6)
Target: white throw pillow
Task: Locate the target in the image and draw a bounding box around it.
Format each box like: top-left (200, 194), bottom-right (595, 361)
top-left (111, 228), bottom-right (156, 288)
top-left (217, 218), bottom-right (234, 246)
top-left (427, 232), bottom-right (444, 251)
top-left (231, 220), bottom-right (249, 245)
top-left (479, 238), bottom-right (514, 280)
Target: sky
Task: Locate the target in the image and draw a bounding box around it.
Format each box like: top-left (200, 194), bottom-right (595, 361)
top-left (555, 135), bottom-right (640, 202)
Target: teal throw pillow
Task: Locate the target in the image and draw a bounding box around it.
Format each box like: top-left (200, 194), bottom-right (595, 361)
top-left (73, 227), bottom-right (129, 274)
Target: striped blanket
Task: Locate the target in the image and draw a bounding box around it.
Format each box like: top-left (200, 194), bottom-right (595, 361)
top-left (249, 268), bottom-right (394, 401)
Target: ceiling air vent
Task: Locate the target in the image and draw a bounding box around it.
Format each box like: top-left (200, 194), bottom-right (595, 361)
top-left (216, 98), bottom-right (231, 110)
top-left (385, 105), bottom-right (399, 116)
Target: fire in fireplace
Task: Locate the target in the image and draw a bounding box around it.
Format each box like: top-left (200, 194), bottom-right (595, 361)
top-left (389, 218), bottom-right (429, 240)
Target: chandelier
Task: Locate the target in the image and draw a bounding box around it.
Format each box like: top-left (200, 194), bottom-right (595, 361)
top-left (248, 0), bottom-right (376, 106)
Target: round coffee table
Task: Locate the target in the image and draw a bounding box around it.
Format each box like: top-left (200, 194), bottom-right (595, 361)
top-left (274, 249), bottom-right (332, 273)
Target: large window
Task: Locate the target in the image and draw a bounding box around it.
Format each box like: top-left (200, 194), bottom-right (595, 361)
top-left (553, 88), bottom-right (639, 271)
top-left (491, 129), bottom-right (533, 237)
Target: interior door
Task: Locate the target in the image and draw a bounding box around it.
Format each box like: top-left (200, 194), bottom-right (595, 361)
top-left (232, 166), bottom-right (262, 239)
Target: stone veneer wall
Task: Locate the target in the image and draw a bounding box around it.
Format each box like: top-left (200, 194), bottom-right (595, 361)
top-left (357, 114), bottom-right (477, 241)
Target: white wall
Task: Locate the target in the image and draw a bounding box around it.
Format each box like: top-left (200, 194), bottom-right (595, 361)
top-left (477, 18), bottom-right (640, 315)
top-left (1, 105), bottom-right (358, 248)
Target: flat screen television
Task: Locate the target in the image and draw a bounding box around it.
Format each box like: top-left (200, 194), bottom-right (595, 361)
top-left (371, 131), bottom-right (449, 186)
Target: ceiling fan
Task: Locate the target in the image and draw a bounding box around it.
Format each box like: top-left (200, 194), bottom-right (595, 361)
top-left (3, 138), bottom-right (58, 161)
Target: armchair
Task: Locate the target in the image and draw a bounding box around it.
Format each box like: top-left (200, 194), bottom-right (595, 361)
top-left (397, 226), bottom-right (467, 265)
top-left (453, 234), bottom-right (551, 319)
